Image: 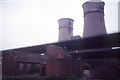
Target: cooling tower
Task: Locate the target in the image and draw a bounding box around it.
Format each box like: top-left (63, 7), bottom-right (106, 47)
top-left (58, 18), bottom-right (74, 41)
top-left (82, 0), bottom-right (107, 38)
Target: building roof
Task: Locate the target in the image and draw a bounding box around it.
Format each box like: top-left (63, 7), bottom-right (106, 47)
top-left (6, 32), bottom-right (118, 53)
top-left (2, 32), bottom-right (120, 59)
top-left (46, 45), bottom-right (72, 59)
top-left (4, 51), bottom-right (48, 64)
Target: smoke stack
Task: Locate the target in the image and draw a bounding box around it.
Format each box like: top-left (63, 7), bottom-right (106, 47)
top-left (82, 0), bottom-right (107, 38)
top-left (58, 18), bottom-right (74, 41)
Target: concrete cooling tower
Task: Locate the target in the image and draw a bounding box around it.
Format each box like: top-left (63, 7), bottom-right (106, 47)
top-left (58, 18), bottom-right (74, 41)
top-left (82, 0), bottom-right (107, 38)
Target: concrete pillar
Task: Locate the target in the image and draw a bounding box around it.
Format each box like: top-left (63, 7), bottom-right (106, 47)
top-left (82, 0), bottom-right (107, 38)
top-left (58, 18), bottom-right (74, 41)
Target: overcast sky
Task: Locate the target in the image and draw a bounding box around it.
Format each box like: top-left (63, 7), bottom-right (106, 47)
top-left (0, 0), bottom-right (119, 50)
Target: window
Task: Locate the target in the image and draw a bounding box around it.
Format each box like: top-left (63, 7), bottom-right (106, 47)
top-left (41, 67), bottom-right (46, 76)
top-left (19, 63), bottom-right (24, 71)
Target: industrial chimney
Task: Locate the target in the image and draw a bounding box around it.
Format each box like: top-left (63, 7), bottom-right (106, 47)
top-left (82, 0), bottom-right (107, 38)
top-left (58, 18), bottom-right (74, 41)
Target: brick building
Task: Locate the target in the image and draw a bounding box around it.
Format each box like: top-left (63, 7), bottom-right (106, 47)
top-left (2, 51), bottom-right (47, 76)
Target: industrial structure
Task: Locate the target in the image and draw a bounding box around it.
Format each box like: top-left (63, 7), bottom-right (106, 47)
top-left (58, 18), bottom-right (74, 41)
top-left (82, 0), bottom-right (107, 38)
top-left (1, 0), bottom-right (120, 79)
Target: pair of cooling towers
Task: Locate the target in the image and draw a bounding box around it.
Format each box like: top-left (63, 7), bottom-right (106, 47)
top-left (58, 0), bottom-right (107, 41)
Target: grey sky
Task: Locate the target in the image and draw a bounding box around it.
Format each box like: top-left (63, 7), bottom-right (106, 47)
top-left (0, 0), bottom-right (119, 50)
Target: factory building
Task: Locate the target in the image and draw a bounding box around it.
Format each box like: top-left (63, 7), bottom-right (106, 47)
top-left (1, 0), bottom-right (120, 79)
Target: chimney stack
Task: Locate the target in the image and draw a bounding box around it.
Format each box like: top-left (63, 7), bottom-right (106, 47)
top-left (58, 18), bottom-right (74, 41)
top-left (82, 0), bottom-right (107, 38)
